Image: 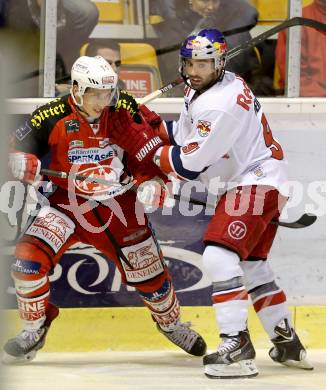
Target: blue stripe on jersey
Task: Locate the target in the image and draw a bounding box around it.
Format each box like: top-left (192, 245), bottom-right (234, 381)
top-left (171, 147), bottom-right (201, 180)
top-left (165, 121), bottom-right (177, 146)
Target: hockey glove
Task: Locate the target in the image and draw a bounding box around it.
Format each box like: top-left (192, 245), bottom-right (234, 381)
top-left (9, 152), bottom-right (42, 184)
top-left (115, 90), bottom-right (139, 118)
top-left (137, 179), bottom-right (170, 209)
top-left (110, 109), bottom-right (164, 165)
top-left (139, 104), bottom-right (162, 127)
top-left (130, 161), bottom-right (170, 208)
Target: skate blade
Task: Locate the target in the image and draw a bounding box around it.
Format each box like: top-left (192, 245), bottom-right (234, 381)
top-left (204, 359), bottom-right (259, 379)
top-left (2, 350), bottom-right (37, 365)
top-left (281, 358), bottom-right (314, 370)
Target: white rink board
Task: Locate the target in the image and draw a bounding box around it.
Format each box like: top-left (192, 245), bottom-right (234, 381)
top-left (4, 99), bottom-right (326, 304)
top-left (265, 113), bottom-right (326, 305)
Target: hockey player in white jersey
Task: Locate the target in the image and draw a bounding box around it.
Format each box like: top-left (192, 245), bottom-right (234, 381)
top-left (146, 29), bottom-right (313, 378)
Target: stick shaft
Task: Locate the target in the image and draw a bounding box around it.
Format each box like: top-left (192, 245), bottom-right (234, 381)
top-left (41, 169), bottom-right (316, 229)
top-left (137, 17), bottom-right (326, 104)
top-left (172, 194), bottom-right (316, 229)
top-left (41, 168), bottom-right (126, 187)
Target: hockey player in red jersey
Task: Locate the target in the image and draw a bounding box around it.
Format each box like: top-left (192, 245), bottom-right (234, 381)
top-left (110, 30), bottom-right (314, 378)
top-left (3, 55), bottom-right (206, 364)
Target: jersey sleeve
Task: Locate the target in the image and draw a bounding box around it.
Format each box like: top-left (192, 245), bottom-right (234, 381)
top-left (11, 97), bottom-right (69, 158)
top-left (157, 109), bottom-right (242, 180)
top-left (162, 120), bottom-right (180, 146)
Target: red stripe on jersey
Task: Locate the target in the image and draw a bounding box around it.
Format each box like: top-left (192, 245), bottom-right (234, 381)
top-left (184, 86), bottom-right (191, 97)
top-left (212, 289), bottom-right (248, 304)
top-left (160, 146), bottom-right (174, 175)
top-left (253, 291), bottom-right (286, 313)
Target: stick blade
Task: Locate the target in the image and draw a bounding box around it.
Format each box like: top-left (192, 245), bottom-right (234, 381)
top-left (279, 213), bottom-right (317, 229)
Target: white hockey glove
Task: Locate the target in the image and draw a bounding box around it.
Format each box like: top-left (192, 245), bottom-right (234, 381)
top-left (137, 179), bottom-right (170, 209)
top-left (9, 152), bottom-right (42, 184)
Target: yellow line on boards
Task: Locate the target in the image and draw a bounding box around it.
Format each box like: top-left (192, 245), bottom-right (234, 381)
top-left (3, 306), bottom-right (326, 351)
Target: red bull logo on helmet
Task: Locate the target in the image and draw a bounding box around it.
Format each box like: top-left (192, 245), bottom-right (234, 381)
top-left (186, 37), bottom-right (206, 50)
top-left (213, 41), bottom-right (227, 54)
top-left (197, 120), bottom-right (211, 137)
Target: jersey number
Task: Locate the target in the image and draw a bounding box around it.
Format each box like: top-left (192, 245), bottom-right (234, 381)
top-left (261, 113), bottom-right (284, 160)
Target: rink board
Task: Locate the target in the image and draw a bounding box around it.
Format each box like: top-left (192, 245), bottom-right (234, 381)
top-left (4, 305), bottom-right (326, 351)
top-left (2, 110), bottom-right (326, 352)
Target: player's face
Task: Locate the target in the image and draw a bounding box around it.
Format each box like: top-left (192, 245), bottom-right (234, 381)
top-left (190, 0), bottom-right (221, 18)
top-left (96, 48), bottom-right (121, 74)
top-left (184, 59), bottom-right (218, 91)
top-left (82, 88), bottom-right (113, 118)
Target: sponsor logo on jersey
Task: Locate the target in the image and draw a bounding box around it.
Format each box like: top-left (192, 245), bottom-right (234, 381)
top-left (31, 103), bottom-right (66, 129)
top-left (12, 259), bottom-right (41, 275)
top-left (65, 119), bottom-right (80, 133)
top-left (197, 120), bottom-right (211, 137)
top-left (121, 237), bottom-right (164, 283)
top-left (254, 97), bottom-right (261, 115)
top-left (227, 221), bottom-right (247, 240)
top-left (252, 165), bottom-right (265, 178)
top-left (15, 122), bottom-right (32, 141)
top-left (182, 142), bottom-right (199, 155)
top-left (138, 279), bottom-right (171, 302)
top-left (17, 295), bottom-right (47, 322)
top-left (26, 209), bottom-right (75, 253)
top-left (135, 136), bottom-right (162, 162)
top-left (7, 244), bottom-right (211, 304)
top-left (69, 140), bottom-right (84, 149)
top-left (99, 138), bottom-right (110, 148)
top-left (73, 164), bottom-right (122, 197)
top-left (68, 145), bottom-right (117, 164)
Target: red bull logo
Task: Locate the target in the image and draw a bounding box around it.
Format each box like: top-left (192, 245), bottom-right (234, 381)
top-left (186, 38), bottom-right (204, 50)
top-left (197, 120), bottom-right (211, 137)
top-left (213, 41), bottom-right (227, 54)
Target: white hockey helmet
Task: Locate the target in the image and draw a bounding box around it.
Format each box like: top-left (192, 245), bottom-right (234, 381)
top-left (70, 55), bottom-right (119, 107)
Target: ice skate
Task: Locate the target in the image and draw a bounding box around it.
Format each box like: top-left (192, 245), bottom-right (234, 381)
top-left (269, 318), bottom-right (314, 370)
top-left (2, 304), bottom-right (59, 364)
top-left (157, 321), bottom-right (207, 356)
top-left (204, 330), bottom-right (258, 379)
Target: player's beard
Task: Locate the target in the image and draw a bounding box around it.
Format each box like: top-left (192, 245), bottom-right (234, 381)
top-left (190, 71), bottom-right (219, 93)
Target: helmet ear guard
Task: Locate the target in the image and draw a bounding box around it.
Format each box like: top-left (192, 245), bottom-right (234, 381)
top-left (70, 56), bottom-right (119, 107)
top-left (179, 28), bottom-right (227, 86)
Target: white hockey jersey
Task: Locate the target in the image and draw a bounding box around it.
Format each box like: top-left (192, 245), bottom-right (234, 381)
top-left (158, 71), bottom-right (288, 195)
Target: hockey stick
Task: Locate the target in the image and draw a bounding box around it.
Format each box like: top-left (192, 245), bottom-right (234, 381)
top-left (138, 77), bottom-right (184, 105)
top-left (40, 168), bottom-right (131, 187)
top-left (227, 17), bottom-right (326, 60)
top-left (41, 168), bottom-right (316, 229)
top-left (40, 169), bottom-right (134, 269)
top-left (172, 194), bottom-right (316, 229)
top-left (139, 17), bottom-right (326, 105)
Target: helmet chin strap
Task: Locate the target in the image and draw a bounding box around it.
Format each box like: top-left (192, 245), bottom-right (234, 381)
top-left (70, 89), bottom-right (97, 119)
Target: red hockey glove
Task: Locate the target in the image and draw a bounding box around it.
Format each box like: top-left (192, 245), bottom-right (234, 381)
top-left (139, 104), bottom-right (162, 127)
top-left (8, 152), bottom-right (42, 184)
top-left (139, 105), bottom-right (170, 145)
top-left (110, 109), bottom-right (164, 165)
